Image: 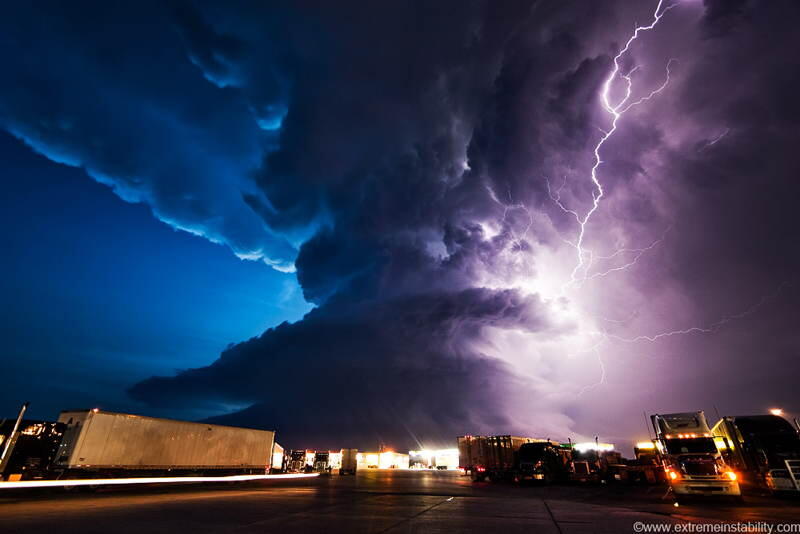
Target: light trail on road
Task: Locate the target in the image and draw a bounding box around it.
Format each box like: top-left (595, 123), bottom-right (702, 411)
top-left (0, 472), bottom-right (319, 489)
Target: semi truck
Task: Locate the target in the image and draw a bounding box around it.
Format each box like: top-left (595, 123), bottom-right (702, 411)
top-left (568, 442), bottom-right (621, 483)
top-left (651, 411), bottom-right (741, 499)
top-left (712, 415), bottom-right (800, 493)
top-left (52, 409), bottom-right (276, 477)
top-left (517, 441), bottom-right (571, 483)
top-left (312, 451), bottom-right (330, 473)
top-left (457, 435), bottom-right (570, 482)
top-left (339, 448), bottom-right (357, 475)
top-left (287, 449), bottom-right (308, 472)
top-left (623, 441), bottom-right (666, 485)
top-left (0, 418), bottom-right (65, 481)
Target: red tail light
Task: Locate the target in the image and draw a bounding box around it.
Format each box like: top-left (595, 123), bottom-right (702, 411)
top-left (476, 466), bottom-right (486, 472)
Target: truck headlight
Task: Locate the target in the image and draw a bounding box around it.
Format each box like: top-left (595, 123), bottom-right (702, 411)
top-left (725, 471), bottom-right (737, 481)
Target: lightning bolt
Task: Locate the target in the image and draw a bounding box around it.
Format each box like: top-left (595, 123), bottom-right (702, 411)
top-left (546, 177), bottom-right (671, 286)
top-left (699, 127), bottom-right (731, 151)
top-left (486, 184), bottom-right (537, 258)
top-left (584, 226), bottom-right (671, 282)
top-left (604, 282), bottom-right (790, 344)
top-left (488, 0), bottom-right (786, 396)
top-left (560, 0), bottom-right (677, 289)
top-left (575, 283), bottom-right (788, 393)
top-left (576, 337), bottom-right (608, 397)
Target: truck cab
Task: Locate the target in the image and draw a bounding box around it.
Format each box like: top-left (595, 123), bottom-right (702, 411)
top-left (516, 442), bottom-right (568, 483)
top-left (0, 420), bottom-right (65, 481)
top-left (287, 449), bottom-right (307, 473)
top-left (652, 412), bottom-right (741, 498)
top-left (313, 451), bottom-right (330, 473)
top-left (712, 415), bottom-right (800, 493)
top-left (569, 443), bottom-right (618, 483)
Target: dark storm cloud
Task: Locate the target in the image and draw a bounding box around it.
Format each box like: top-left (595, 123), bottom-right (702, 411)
top-left (0, 2), bottom-right (297, 270)
top-left (5, 0), bottom-right (799, 447)
top-left (131, 287), bottom-right (552, 448)
top-left (131, 0), bottom-right (800, 445)
top-left (649, 0), bottom-right (800, 302)
top-left (638, 0), bottom-right (800, 410)
top-left (125, 0), bottom-right (603, 446)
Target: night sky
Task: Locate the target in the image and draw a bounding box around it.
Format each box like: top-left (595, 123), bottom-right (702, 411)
top-left (1, 0), bottom-right (798, 451)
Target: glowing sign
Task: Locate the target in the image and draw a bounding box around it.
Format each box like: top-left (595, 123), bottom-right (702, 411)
top-left (573, 442), bottom-right (614, 453)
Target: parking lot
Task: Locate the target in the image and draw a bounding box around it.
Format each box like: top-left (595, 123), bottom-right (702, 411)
top-left (1, 470), bottom-right (798, 533)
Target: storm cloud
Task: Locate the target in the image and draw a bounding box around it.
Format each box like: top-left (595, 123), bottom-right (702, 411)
top-left (3, 0), bottom-right (799, 449)
top-left (131, 287), bottom-right (559, 448)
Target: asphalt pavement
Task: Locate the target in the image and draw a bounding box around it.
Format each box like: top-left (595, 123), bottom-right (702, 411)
top-left (1, 470), bottom-right (798, 533)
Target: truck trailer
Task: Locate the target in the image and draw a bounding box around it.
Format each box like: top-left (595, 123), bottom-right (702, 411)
top-left (53, 409), bottom-right (276, 477)
top-left (712, 415), bottom-right (800, 493)
top-left (457, 435), bottom-right (569, 482)
top-left (339, 448), bottom-right (357, 475)
top-left (652, 411), bottom-right (741, 499)
top-left (271, 442), bottom-right (285, 473)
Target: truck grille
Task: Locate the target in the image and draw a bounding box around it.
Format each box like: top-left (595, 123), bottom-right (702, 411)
top-left (573, 461), bottom-right (591, 476)
top-left (682, 463), bottom-right (717, 476)
top-left (689, 486), bottom-right (724, 492)
top-left (785, 460), bottom-right (800, 490)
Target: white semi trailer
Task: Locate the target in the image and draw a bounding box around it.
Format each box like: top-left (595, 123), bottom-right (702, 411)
top-left (339, 448), bottom-right (357, 475)
top-left (53, 410), bottom-right (276, 477)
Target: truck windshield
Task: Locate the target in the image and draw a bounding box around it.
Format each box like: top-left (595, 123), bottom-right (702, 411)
top-left (518, 443), bottom-right (547, 462)
top-left (734, 416), bottom-right (800, 463)
top-left (735, 416), bottom-right (796, 437)
top-left (664, 438), bottom-right (717, 455)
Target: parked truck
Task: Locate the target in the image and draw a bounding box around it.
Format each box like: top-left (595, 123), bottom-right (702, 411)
top-left (0, 417), bottom-right (65, 481)
top-left (568, 442), bottom-right (621, 483)
top-left (339, 448), bottom-right (357, 475)
top-left (53, 409), bottom-right (276, 477)
top-left (651, 411), bottom-right (741, 499)
top-left (312, 451), bottom-right (330, 473)
top-left (517, 441), bottom-right (571, 483)
top-left (622, 441), bottom-right (666, 485)
top-left (286, 449), bottom-right (308, 472)
top-left (457, 435), bottom-right (570, 482)
top-left (712, 415), bottom-right (800, 493)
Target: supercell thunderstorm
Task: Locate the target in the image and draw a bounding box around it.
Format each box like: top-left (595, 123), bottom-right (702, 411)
top-left (91, 0), bottom-right (800, 447)
top-left (2, 0), bottom-right (798, 449)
